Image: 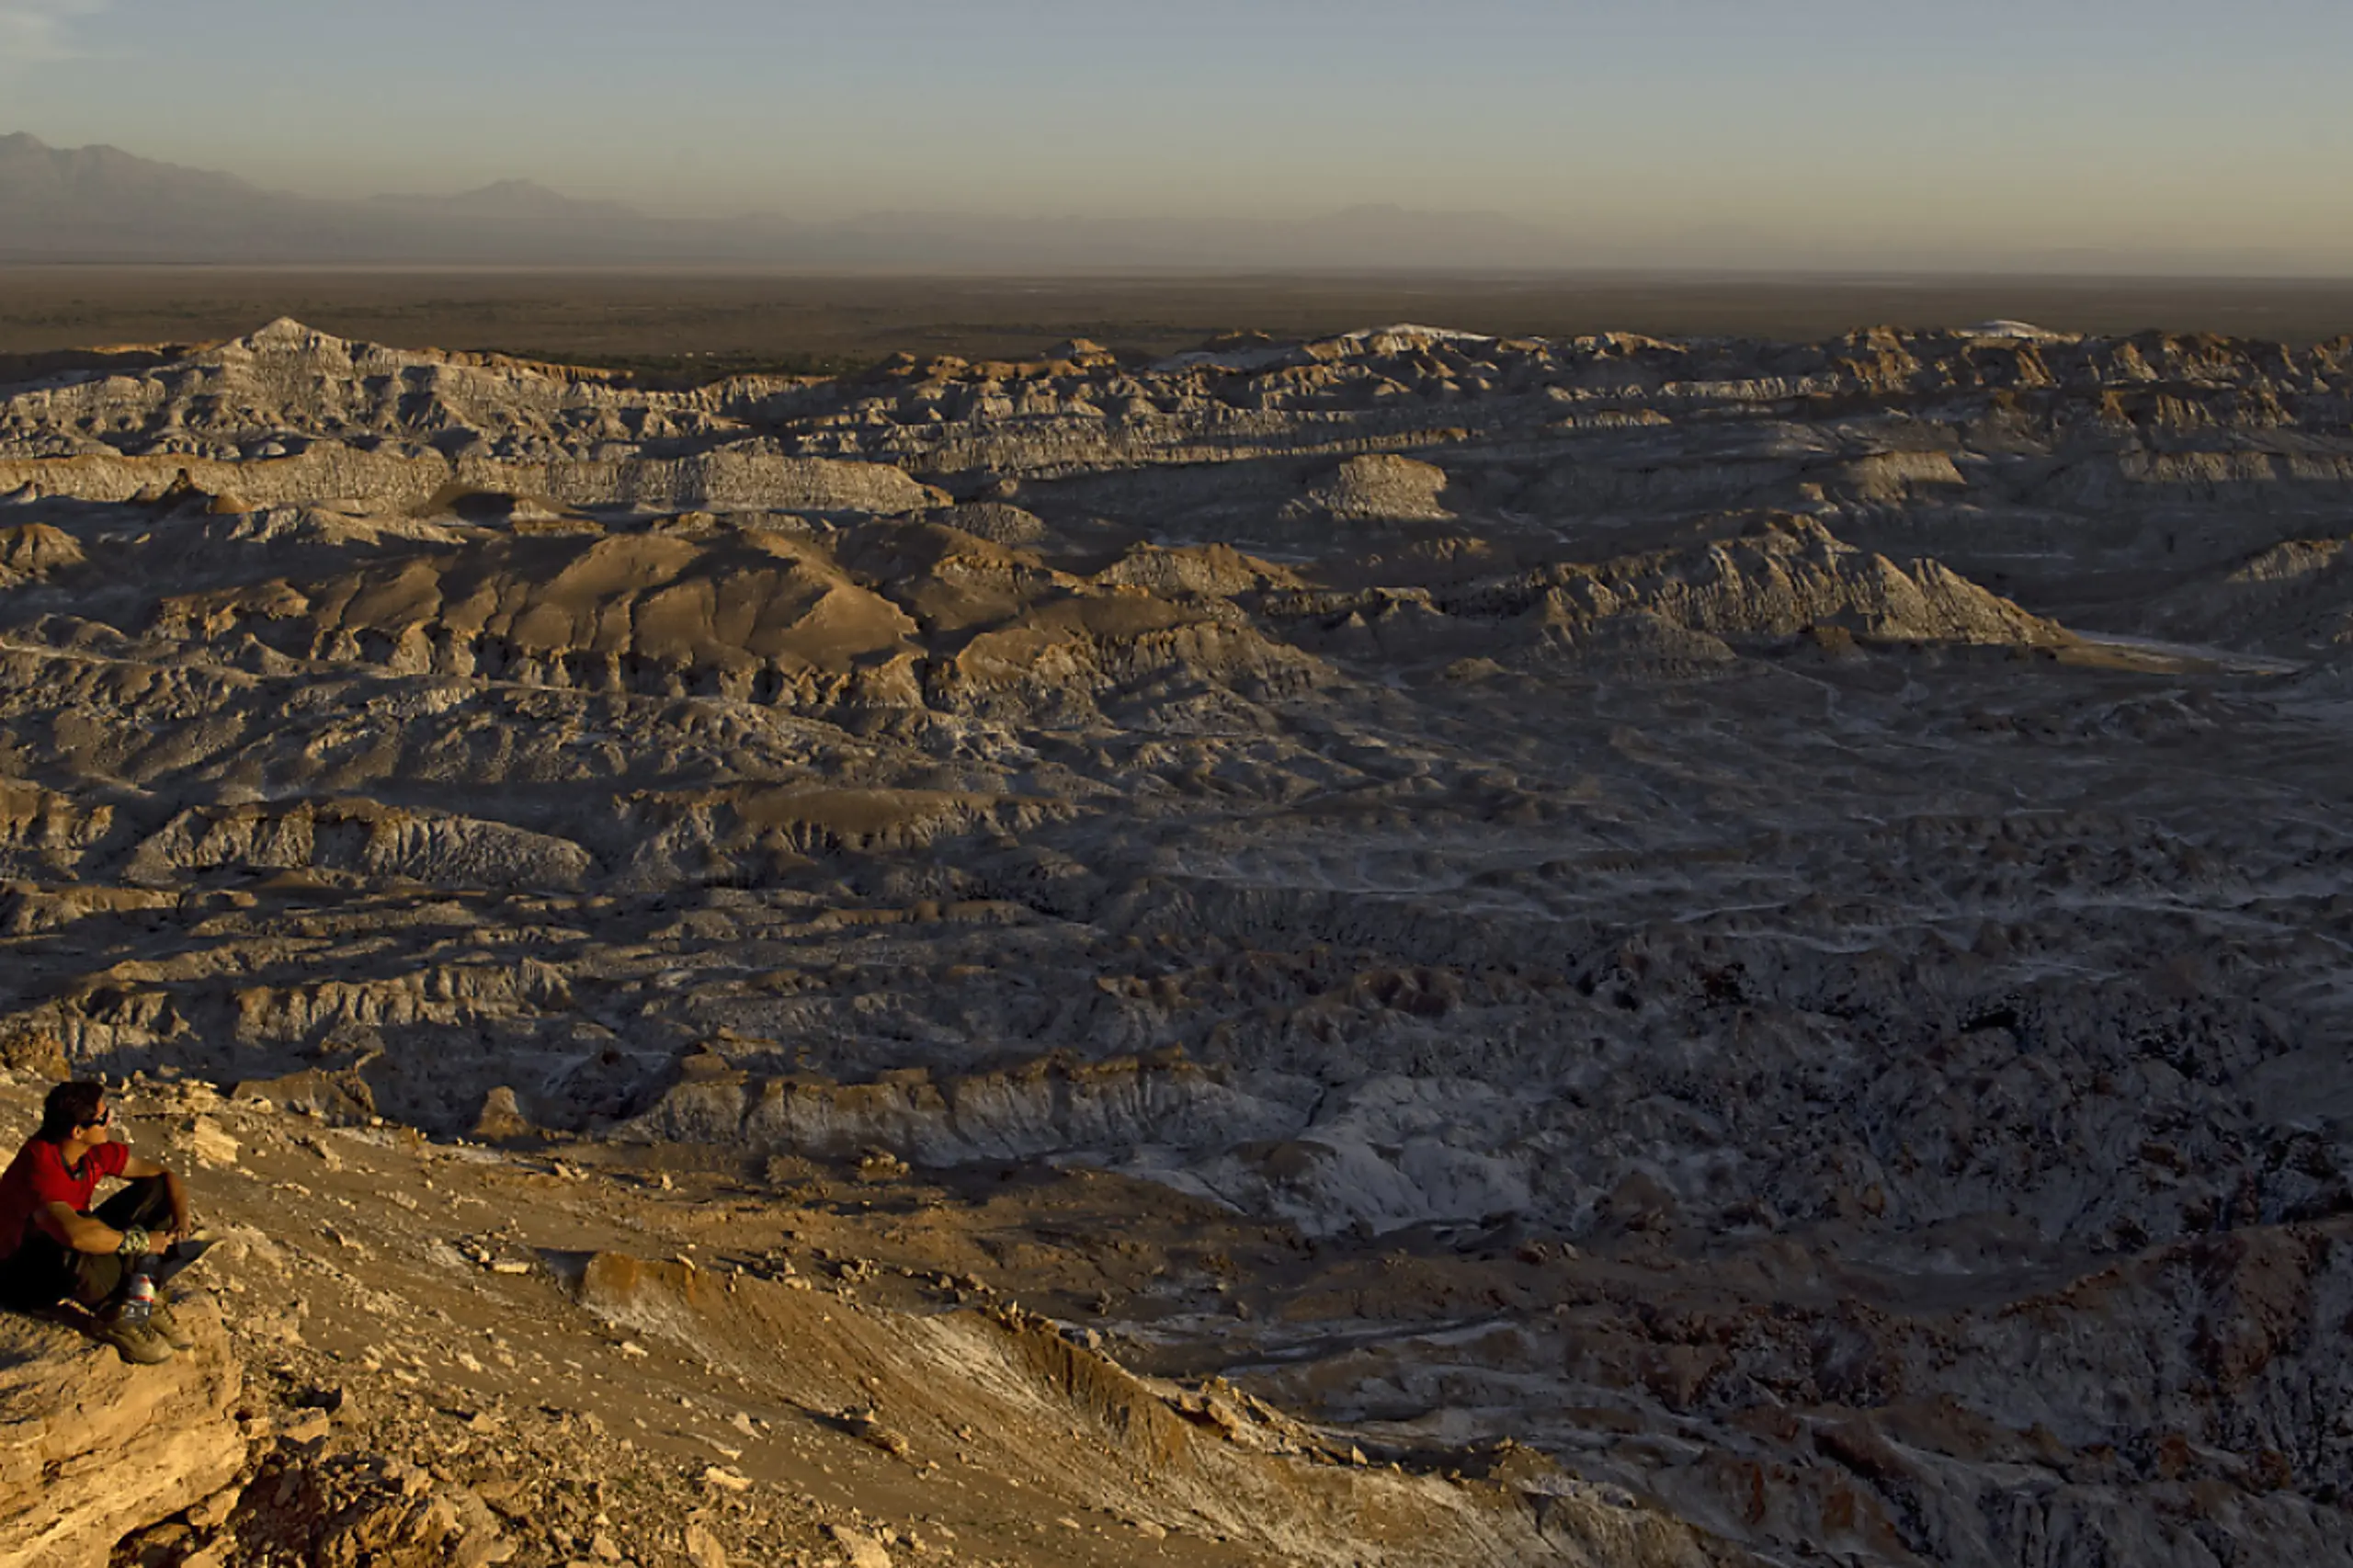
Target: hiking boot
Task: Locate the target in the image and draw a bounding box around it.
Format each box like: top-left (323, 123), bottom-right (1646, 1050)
top-left (148, 1299), bottom-right (196, 1351)
top-left (99, 1309), bottom-right (174, 1366)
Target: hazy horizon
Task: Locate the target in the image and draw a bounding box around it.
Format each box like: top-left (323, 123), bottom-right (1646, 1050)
top-left (5, 0), bottom-right (2352, 275)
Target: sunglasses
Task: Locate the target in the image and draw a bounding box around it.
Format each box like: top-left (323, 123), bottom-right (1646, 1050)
top-left (79, 1107), bottom-right (111, 1130)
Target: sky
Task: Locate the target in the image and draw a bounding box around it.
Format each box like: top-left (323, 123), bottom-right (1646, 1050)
top-left (4, 0), bottom-right (2351, 272)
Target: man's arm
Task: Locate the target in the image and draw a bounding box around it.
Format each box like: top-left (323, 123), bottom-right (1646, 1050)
top-left (119, 1155), bottom-right (192, 1236)
top-left (33, 1199), bottom-right (170, 1255)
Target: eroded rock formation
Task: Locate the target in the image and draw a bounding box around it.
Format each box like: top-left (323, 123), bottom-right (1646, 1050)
top-left (4, 318), bottom-right (2353, 1565)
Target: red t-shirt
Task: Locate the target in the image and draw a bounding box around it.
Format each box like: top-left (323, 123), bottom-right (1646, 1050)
top-left (0, 1137), bottom-right (129, 1260)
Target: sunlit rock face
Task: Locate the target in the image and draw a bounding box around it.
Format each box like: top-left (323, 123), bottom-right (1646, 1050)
top-left (6, 319), bottom-right (2353, 1566)
top-left (0, 1301), bottom-right (244, 1568)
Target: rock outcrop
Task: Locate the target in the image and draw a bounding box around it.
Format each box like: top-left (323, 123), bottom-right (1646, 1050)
top-left (0, 1298), bottom-right (244, 1568)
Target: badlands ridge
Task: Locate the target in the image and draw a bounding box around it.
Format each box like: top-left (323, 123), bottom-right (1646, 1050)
top-left (3, 317), bottom-right (2353, 1565)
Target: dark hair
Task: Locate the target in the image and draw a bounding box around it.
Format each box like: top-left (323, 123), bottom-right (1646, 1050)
top-left (37, 1081), bottom-right (105, 1142)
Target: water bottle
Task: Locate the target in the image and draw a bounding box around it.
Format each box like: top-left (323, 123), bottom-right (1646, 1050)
top-left (120, 1271), bottom-right (155, 1325)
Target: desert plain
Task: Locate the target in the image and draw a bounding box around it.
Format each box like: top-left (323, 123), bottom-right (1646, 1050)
top-left (2, 273), bottom-right (2352, 1568)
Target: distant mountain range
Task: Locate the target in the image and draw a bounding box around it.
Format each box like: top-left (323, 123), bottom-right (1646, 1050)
top-left (0, 133), bottom-right (1581, 271)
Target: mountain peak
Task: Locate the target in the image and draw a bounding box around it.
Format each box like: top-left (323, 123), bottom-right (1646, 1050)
top-left (374, 178), bottom-right (638, 222)
top-left (246, 317), bottom-right (324, 347)
top-left (449, 177), bottom-right (574, 206)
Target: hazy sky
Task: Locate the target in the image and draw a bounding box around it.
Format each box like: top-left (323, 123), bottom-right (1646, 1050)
top-left (6, 0), bottom-right (2351, 269)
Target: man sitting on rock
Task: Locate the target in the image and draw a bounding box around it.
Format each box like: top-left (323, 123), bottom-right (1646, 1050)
top-left (0, 1081), bottom-right (195, 1364)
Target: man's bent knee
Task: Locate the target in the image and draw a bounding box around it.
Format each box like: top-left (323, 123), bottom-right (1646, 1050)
top-left (93, 1176), bottom-right (171, 1231)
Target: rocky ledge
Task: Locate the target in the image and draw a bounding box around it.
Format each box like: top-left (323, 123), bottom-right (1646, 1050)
top-left (0, 1296), bottom-right (245, 1568)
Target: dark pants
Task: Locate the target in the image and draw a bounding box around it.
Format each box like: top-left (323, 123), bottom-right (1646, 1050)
top-left (0, 1176), bottom-right (173, 1313)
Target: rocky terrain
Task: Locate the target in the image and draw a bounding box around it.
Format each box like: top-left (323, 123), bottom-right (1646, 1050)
top-left (9, 1072), bottom-right (1685, 1568)
top-left (3, 315), bottom-right (2353, 1565)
